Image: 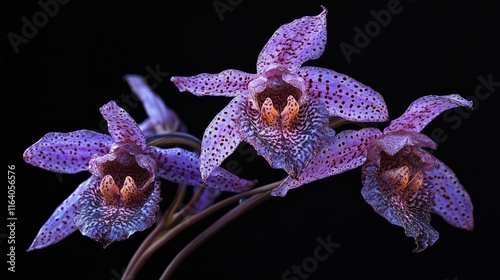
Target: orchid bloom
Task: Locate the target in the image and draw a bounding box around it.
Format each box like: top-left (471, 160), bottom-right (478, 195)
top-left (171, 6), bottom-right (388, 181)
top-left (125, 74), bottom-right (222, 213)
top-left (124, 74), bottom-right (188, 136)
top-left (273, 94), bottom-right (474, 252)
top-left (126, 74), bottom-right (222, 215)
top-left (23, 101), bottom-right (256, 251)
top-left (360, 94), bottom-right (474, 252)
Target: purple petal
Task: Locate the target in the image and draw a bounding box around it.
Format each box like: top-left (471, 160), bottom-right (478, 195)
top-left (243, 98), bottom-right (331, 179)
top-left (367, 131), bottom-right (437, 161)
top-left (190, 187), bottom-right (221, 214)
top-left (170, 70), bottom-right (256, 97)
top-left (271, 128), bottom-right (382, 197)
top-left (200, 96), bottom-right (246, 180)
top-left (89, 143), bottom-right (157, 192)
top-left (426, 158), bottom-right (474, 230)
top-left (75, 178), bottom-right (162, 248)
top-left (23, 130), bottom-right (113, 173)
top-left (27, 176), bottom-right (97, 251)
top-left (256, 6), bottom-right (328, 73)
top-left (361, 155), bottom-right (439, 253)
top-left (148, 146), bottom-right (257, 192)
top-left (124, 74), bottom-right (188, 135)
top-left (384, 94), bottom-right (473, 134)
top-left (99, 101), bottom-right (146, 149)
top-left (297, 66), bottom-right (389, 122)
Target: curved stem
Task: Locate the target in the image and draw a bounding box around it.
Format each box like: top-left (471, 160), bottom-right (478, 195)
top-left (122, 133), bottom-right (203, 279)
top-left (159, 192), bottom-right (272, 280)
top-left (146, 132), bottom-right (202, 152)
top-left (122, 184), bottom-right (186, 279)
top-left (122, 179), bottom-right (283, 279)
top-left (163, 185), bottom-right (187, 226)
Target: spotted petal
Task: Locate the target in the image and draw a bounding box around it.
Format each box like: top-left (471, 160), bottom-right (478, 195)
top-left (385, 94), bottom-right (473, 134)
top-left (27, 176), bottom-right (97, 251)
top-left (148, 146), bottom-right (257, 192)
top-left (23, 130), bottom-right (113, 173)
top-left (170, 70), bottom-right (257, 97)
top-left (296, 66), bottom-right (389, 122)
top-left (366, 131), bottom-right (437, 160)
top-left (257, 6), bottom-right (328, 73)
top-left (199, 96), bottom-right (246, 180)
top-left (100, 101), bottom-right (147, 149)
top-left (426, 157), bottom-right (474, 230)
top-left (124, 74), bottom-right (187, 135)
top-left (361, 153), bottom-right (439, 253)
top-left (243, 98), bottom-right (331, 179)
top-left (74, 178), bottom-right (162, 248)
top-left (271, 128), bottom-right (382, 197)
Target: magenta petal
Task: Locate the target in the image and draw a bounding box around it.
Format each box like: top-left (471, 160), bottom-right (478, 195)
top-left (75, 178), bottom-right (162, 248)
top-left (243, 98), bottom-right (331, 179)
top-left (27, 176), bottom-right (96, 251)
top-left (148, 146), bottom-right (257, 192)
top-left (297, 66), bottom-right (389, 122)
top-left (426, 158), bottom-right (474, 230)
top-left (200, 96), bottom-right (245, 180)
top-left (23, 130), bottom-right (113, 173)
top-left (99, 101), bottom-right (147, 149)
top-left (385, 94), bottom-right (473, 134)
top-left (257, 6), bottom-right (328, 73)
top-left (124, 74), bottom-right (187, 135)
top-left (271, 128), bottom-right (382, 197)
top-left (170, 70), bottom-right (256, 97)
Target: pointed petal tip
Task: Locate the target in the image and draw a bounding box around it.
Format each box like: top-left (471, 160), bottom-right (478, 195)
top-left (26, 245), bottom-right (36, 252)
top-left (201, 173), bottom-right (210, 183)
top-left (463, 220), bottom-right (474, 231)
top-left (123, 74), bottom-right (139, 81)
top-left (26, 239), bottom-right (45, 252)
top-left (320, 5), bottom-right (328, 15)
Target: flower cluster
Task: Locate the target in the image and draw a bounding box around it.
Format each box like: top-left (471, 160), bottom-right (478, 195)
top-left (23, 5), bottom-right (474, 278)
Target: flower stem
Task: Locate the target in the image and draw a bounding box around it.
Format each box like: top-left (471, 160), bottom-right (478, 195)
top-left (122, 133), bottom-right (203, 279)
top-left (159, 191), bottom-right (272, 280)
top-left (121, 184), bottom-right (186, 279)
top-left (121, 179), bottom-right (283, 279)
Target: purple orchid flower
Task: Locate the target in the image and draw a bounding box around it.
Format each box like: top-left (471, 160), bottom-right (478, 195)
top-left (272, 94), bottom-right (474, 252)
top-left (170, 6), bottom-right (388, 181)
top-left (23, 101), bottom-right (256, 251)
top-left (126, 74), bottom-right (222, 215)
top-left (124, 74), bottom-right (188, 136)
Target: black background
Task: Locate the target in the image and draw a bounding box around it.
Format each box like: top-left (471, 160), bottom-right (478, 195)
top-left (5, 0), bottom-right (499, 279)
